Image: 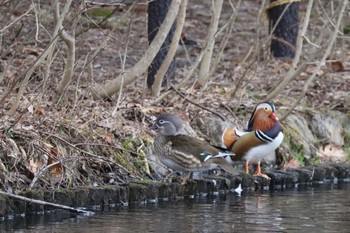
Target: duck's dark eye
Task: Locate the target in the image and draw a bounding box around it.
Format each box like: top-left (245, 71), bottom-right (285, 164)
top-left (158, 119), bottom-right (164, 124)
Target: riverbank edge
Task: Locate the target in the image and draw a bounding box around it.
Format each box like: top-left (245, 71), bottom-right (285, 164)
top-left (0, 163), bottom-right (349, 217)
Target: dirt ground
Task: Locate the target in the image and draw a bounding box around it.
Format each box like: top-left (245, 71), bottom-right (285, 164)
top-left (0, 1), bottom-right (349, 192)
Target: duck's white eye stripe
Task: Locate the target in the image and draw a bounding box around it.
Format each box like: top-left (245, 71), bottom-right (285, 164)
top-left (257, 103), bottom-right (270, 110)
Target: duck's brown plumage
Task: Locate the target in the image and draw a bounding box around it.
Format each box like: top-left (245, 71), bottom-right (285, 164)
top-left (152, 114), bottom-right (239, 184)
top-left (229, 131), bottom-right (267, 161)
top-left (164, 134), bottom-right (222, 162)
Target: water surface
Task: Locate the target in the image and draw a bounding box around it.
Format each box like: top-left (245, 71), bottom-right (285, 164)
top-left (2, 183), bottom-right (350, 233)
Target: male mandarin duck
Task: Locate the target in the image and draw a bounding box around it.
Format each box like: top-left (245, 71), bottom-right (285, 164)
top-left (225, 102), bottom-right (284, 179)
top-left (151, 113), bottom-right (238, 184)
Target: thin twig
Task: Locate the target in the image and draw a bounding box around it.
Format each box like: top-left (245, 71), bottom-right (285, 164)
top-left (254, 0), bottom-right (266, 60)
top-left (171, 85), bottom-right (226, 121)
top-left (86, 1), bottom-right (126, 7)
top-left (0, 5), bottom-right (34, 33)
top-left (113, 19), bottom-right (132, 115)
top-left (76, 4), bottom-right (121, 37)
top-left (33, 3), bottom-right (42, 43)
top-left (29, 161), bottom-right (62, 189)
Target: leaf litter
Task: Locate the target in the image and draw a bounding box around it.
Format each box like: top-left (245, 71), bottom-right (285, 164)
top-left (0, 1), bottom-right (349, 192)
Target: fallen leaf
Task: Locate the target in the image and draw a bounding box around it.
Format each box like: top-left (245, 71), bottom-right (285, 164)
top-left (316, 144), bottom-right (347, 162)
top-left (27, 104), bottom-right (34, 114)
top-left (103, 132), bottom-right (115, 144)
top-left (28, 156), bottom-right (45, 175)
top-left (35, 106), bottom-right (45, 116)
top-left (305, 65), bottom-right (324, 76)
top-left (48, 146), bottom-right (63, 177)
top-left (330, 60), bottom-right (344, 72)
top-left (283, 159), bottom-right (301, 169)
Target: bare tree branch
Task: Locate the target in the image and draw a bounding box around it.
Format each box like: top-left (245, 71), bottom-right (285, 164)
top-left (196, 0), bottom-right (223, 89)
top-left (54, 0), bottom-right (76, 94)
top-left (209, 0), bottom-right (240, 77)
top-left (92, 0), bottom-right (181, 99)
top-left (151, 0), bottom-right (187, 97)
top-left (0, 190), bottom-right (92, 214)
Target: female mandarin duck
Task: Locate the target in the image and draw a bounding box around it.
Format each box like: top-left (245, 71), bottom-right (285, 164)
top-left (151, 113), bottom-right (238, 184)
top-left (224, 102), bottom-right (284, 179)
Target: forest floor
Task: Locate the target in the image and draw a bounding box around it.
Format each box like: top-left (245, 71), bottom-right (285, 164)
top-left (0, 1), bottom-right (349, 193)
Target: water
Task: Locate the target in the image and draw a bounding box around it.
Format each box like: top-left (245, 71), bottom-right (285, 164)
top-left (2, 183), bottom-right (350, 233)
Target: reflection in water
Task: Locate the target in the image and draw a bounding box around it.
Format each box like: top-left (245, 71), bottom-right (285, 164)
top-left (1, 183), bottom-right (350, 233)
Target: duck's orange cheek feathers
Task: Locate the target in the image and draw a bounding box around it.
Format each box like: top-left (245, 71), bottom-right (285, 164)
top-left (253, 119), bottom-right (275, 132)
top-left (252, 109), bottom-right (275, 131)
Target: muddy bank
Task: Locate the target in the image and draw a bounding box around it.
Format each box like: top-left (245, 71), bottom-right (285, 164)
top-left (1, 164), bottom-right (349, 217)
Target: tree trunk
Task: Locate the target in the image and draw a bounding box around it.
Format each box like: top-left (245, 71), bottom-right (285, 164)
top-left (268, 0), bottom-right (299, 58)
top-left (147, 0), bottom-right (176, 88)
